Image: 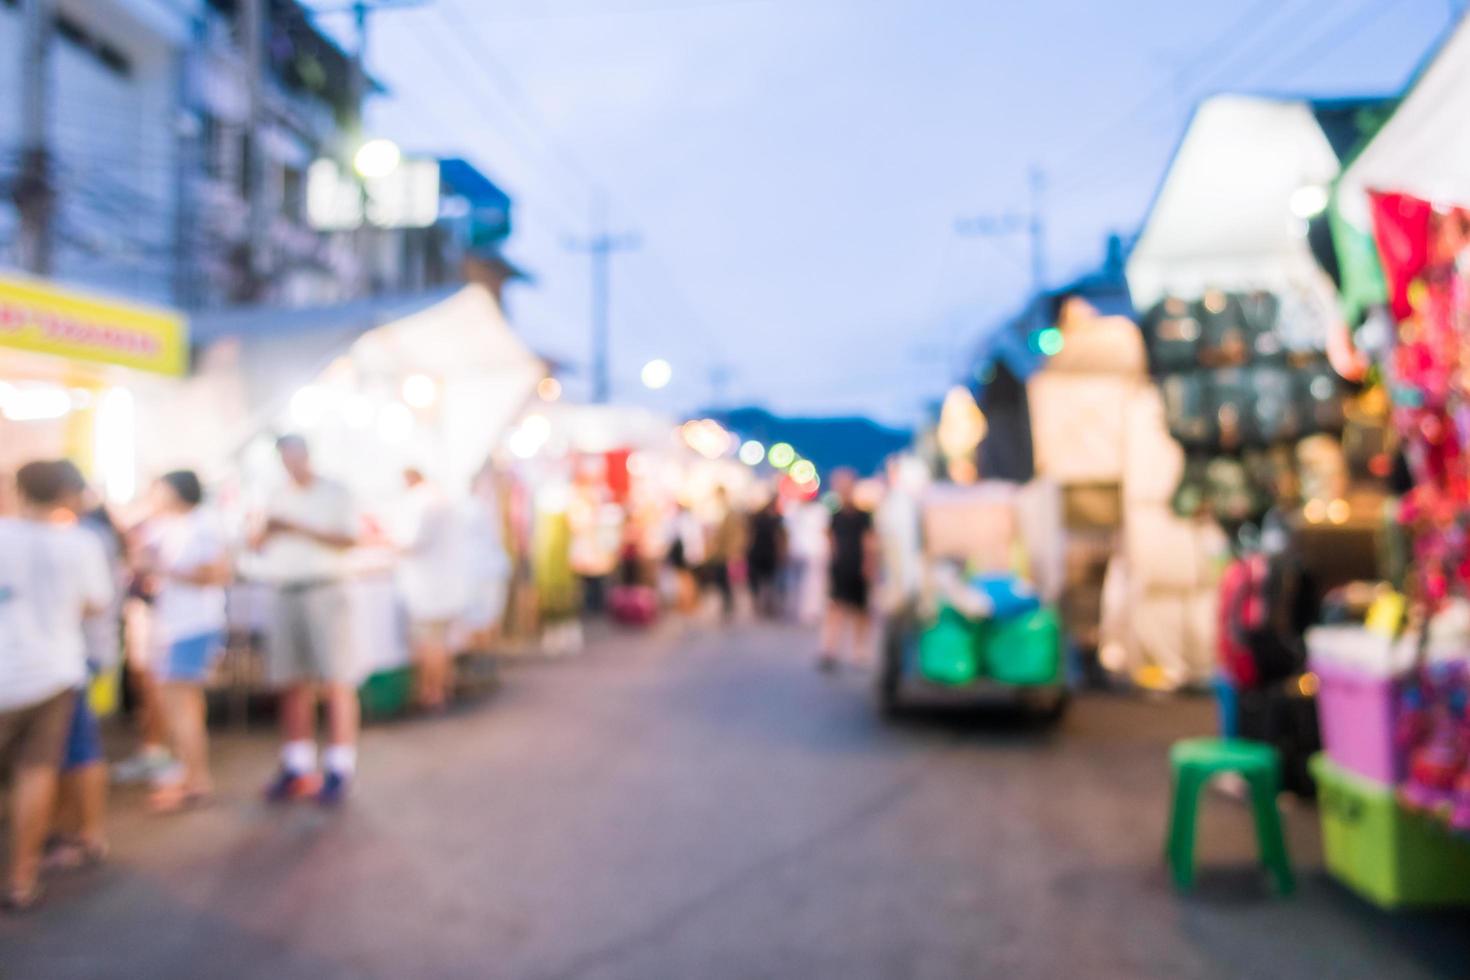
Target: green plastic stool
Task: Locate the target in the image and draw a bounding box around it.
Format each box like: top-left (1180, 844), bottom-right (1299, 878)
top-left (1166, 737), bottom-right (1295, 895)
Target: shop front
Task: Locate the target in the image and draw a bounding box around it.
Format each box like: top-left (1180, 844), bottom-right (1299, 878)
top-left (1124, 94), bottom-right (1393, 704)
top-left (1308, 12), bottom-right (1470, 909)
top-left (0, 271), bottom-right (188, 504)
top-left (185, 283), bottom-right (544, 696)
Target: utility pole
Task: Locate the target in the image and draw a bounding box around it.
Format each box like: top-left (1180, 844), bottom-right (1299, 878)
top-left (567, 193), bottom-right (639, 404)
top-left (16, 0), bottom-right (54, 275)
top-left (240, 0), bottom-right (267, 300)
top-left (956, 163), bottom-right (1049, 329)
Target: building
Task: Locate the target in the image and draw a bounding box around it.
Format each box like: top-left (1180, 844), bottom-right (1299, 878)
top-left (0, 0), bottom-right (511, 312)
top-left (966, 233), bottom-right (1134, 482)
top-left (0, 0), bottom-right (194, 304)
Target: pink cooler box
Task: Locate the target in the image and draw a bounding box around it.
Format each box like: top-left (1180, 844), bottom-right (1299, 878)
top-left (1311, 657), bottom-right (1402, 785)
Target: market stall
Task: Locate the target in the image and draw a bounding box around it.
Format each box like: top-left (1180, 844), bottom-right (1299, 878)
top-left (496, 403), bottom-right (762, 646)
top-left (0, 272), bottom-right (189, 716)
top-left (0, 271), bottom-right (188, 505)
top-left (185, 282), bottom-right (544, 687)
top-left (1126, 91), bottom-right (1391, 618)
top-left (1027, 298), bottom-right (1227, 688)
top-left (1309, 12), bottom-right (1470, 908)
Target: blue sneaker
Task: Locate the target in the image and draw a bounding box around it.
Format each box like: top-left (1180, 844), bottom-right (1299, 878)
top-left (263, 768), bottom-right (320, 804)
top-left (316, 770), bottom-right (350, 807)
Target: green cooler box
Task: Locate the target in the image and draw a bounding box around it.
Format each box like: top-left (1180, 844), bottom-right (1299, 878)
top-left (981, 607), bottom-right (1062, 686)
top-left (918, 607), bottom-right (982, 687)
top-left (1311, 754), bottom-right (1470, 909)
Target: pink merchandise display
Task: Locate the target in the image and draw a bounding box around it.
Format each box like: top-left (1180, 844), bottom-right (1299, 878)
top-left (1313, 657), bottom-right (1404, 785)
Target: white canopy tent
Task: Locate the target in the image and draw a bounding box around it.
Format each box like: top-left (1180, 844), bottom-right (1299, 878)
top-left (148, 283), bottom-right (545, 504)
top-left (1125, 94), bottom-right (1347, 321)
top-left (1337, 14), bottom-right (1470, 221)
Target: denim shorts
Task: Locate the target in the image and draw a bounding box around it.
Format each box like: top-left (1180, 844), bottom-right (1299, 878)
top-left (62, 690), bottom-right (102, 772)
top-left (159, 631), bottom-right (225, 684)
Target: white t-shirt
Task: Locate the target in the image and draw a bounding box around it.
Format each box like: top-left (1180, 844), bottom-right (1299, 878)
top-left (0, 518), bottom-right (114, 711)
top-left (258, 477), bottom-right (358, 585)
top-left (394, 482), bottom-right (468, 622)
top-left (148, 509), bottom-right (228, 646)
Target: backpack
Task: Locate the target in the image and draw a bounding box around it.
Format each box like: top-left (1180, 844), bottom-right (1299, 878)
top-left (1217, 550), bottom-right (1312, 690)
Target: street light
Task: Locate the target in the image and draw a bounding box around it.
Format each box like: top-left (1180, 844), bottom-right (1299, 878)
top-left (353, 138), bottom-right (401, 179)
top-left (1289, 184), bottom-right (1330, 219)
top-left (641, 358), bottom-right (673, 390)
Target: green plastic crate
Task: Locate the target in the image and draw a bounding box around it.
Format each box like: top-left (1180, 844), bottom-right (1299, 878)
top-left (918, 607), bottom-right (982, 686)
top-left (980, 606), bottom-right (1062, 686)
top-left (359, 667), bottom-right (414, 719)
top-left (1311, 754), bottom-right (1470, 909)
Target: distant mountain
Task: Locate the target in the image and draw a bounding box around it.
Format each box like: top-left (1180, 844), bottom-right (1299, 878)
top-left (702, 406), bottom-right (912, 478)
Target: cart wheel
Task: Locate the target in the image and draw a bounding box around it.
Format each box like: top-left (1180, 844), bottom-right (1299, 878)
top-left (1030, 689), bottom-right (1070, 725)
top-left (876, 616), bottom-right (909, 718)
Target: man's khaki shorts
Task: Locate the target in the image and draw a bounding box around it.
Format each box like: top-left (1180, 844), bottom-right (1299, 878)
top-left (0, 689), bottom-right (77, 778)
top-left (266, 583), bottom-right (362, 687)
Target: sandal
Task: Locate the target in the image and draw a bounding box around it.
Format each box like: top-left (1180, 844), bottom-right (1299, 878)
top-left (41, 836), bottom-right (109, 873)
top-left (149, 783), bottom-right (213, 815)
top-left (1, 881), bottom-right (44, 914)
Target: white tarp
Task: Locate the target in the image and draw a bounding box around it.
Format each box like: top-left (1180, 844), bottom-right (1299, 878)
top-left (170, 283), bottom-right (544, 494)
top-left (1338, 14), bottom-right (1470, 219)
top-left (1126, 95), bottom-right (1345, 315)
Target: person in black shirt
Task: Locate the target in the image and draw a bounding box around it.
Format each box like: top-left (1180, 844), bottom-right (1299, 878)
top-left (746, 496), bottom-right (787, 619)
top-left (819, 469), bottom-right (876, 671)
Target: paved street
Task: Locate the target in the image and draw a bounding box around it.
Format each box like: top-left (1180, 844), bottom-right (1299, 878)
top-left (2, 621), bottom-right (1467, 980)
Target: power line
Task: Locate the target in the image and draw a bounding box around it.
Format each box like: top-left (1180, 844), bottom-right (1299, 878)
top-left (406, 6), bottom-right (592, 233)
top-left (1238, 0), bottom-right (1401, 86)
top-left (425, 0), bottom-right (734, 392)
top-left (434, 0), bottom-right (597, 192)
top-left (1043, 0), bottom-right (1297, 180)
top-left (1048, 0), bottom-right (1386, 201)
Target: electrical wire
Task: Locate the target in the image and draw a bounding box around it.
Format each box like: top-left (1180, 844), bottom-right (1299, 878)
top-left (419, 0), bottom-right (736, 390)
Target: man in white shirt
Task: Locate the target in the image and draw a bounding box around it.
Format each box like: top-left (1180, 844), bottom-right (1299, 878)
top-left (251, 435), bottom-right (360, 806)
top-left (0, 461), bottom-right (113, 912)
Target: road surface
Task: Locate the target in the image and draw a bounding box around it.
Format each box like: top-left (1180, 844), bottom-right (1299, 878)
top-left (2, 620), bottom-right (1466, 979)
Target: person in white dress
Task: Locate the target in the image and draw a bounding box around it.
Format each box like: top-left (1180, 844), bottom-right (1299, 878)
top-left (137, 471), bottom-right (230, 813)
top-left (394, 468), bottom-right (469, 710)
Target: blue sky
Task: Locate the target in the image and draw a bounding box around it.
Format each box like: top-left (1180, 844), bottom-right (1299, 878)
top-left (320, 0), bottom-right (1456, 423)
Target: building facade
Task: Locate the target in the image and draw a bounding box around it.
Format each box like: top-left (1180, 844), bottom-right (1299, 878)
top-left (0, 0), bottom-right (512, 312)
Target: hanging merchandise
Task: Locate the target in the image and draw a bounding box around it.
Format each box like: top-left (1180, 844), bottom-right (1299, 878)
top-left (1141, 297), bottom-right (1202, 373)
top-left (1144, 288), bottom-right (1355, 527)
top-left (1364, 189), bottom-right (1470, 843)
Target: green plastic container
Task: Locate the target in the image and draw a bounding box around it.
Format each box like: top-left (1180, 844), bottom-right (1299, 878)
top-left (918, 607), bottom-right (982, 686)
top-left (981, 607), bottom-right (1062, 686)
top-left (359, 667), bottom-right (414, 719)
top-left (1311, 754), bottom-right (1470, 909)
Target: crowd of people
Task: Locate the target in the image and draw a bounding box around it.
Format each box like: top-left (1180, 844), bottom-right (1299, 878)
top-left (0, 434), bottom-right (516, 912)
top-left (1, 436), bottom-right (899, 914)
top-left (653, 468), bottom-right (882, 671)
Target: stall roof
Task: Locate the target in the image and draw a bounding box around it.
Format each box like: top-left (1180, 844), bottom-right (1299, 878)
top-left (186, 284), bottom-right (546, 469)
top-left (1125, 93), bottom-right (1388, 309)
top-left (190, 287), bottom-right (459, 347)
top-left (1338, 12), bottom-right (1470, 207)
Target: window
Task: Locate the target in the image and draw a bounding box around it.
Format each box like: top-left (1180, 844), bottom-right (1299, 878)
top-left (237, 133), bottom-right (253, 200)
top-left (55, 13), bottom-right (132, 78)
top-left (199, 113), bottom-right (224, 180)
top-left (281, 164), bottom-right (304, 222)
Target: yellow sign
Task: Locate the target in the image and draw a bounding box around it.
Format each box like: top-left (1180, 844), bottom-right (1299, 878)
top-left (0, 273), bottom-right (187, 376)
